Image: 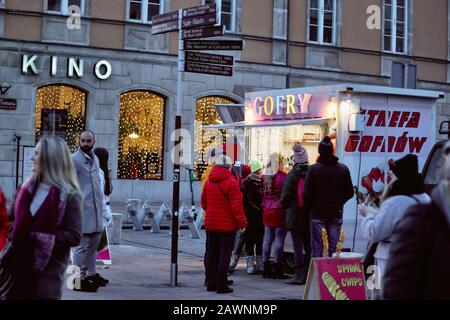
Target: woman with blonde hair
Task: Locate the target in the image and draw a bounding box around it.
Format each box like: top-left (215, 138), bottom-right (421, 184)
top-left (6, 136), bottom-right (82, 300)
top-left (261, 153), bottom-right (290, 279)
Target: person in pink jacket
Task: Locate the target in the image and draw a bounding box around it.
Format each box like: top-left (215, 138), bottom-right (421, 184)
top-left (0, 186), bottom-right (8, 251)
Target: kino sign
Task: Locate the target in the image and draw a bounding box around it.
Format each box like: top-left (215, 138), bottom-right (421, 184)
top-left (21, 54), bottom-right (112, 80)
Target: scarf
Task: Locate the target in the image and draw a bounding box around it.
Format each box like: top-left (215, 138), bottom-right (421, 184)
top-left (13, 179), bottom-right (68, 272)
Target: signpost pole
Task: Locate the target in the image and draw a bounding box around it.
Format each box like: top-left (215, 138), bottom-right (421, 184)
top-left (170, 9), bottom-right (183, 287)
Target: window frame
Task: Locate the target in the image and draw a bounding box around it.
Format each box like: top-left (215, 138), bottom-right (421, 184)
top-left (126, 0), bottom-right (165, 24)
top-left (44, 0), bottom-right (86, 16)
top-left (204, 0), bottom-right (237, 33)
top-left (307, 0), bottom-right (337, 46)
top-left (382, 0), bottom-right (408, 54)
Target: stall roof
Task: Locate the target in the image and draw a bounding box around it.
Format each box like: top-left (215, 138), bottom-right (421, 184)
top-left (246, 84), bottom-right (445, 99)
top-left (202, 117), bottom-right (331, 130)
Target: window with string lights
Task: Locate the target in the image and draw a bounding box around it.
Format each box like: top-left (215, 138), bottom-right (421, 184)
top-left (194, 96), bottom-right (235, 180)
top-left (118, 91), bottom-right (166, 180)
top-left (35, 84), bottom-right (86, 152)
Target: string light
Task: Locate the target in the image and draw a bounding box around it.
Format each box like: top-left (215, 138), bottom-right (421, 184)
top-left (118, 91), bottom-right (165, 180)
top-left (35, 85), bottom-right (86, 152)
top-left (194, 96), bottom-right (234, 179)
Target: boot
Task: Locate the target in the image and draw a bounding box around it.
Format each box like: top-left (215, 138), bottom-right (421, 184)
top-left (275, 263), bottom-right (291, 280)
top-left (262, 261), bottom-right (276, 279)
top-left (228, 253), bottom-right (239, 272)
top-left (246, 256), bottom-right (256, 274)
top-left (255, 256), bottom-right (263, 274)
top-left (285, 266), bottom-right (305, 285)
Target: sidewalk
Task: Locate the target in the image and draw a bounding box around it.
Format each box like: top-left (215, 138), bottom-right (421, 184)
top-left (62, 229), bottom-right (304, 300)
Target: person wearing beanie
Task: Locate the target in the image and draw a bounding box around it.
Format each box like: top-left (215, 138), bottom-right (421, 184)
top-left (261, 153), bottom-right (290, 280)
top-left (303, 136), bottom-right (354, 258)
top-left (383, 154), bottom-right (450, 299)
top-left (239, 160), bottom-right (265, 275)
top-left (280, 143), bottom-right (311, 284)
top-left (358, 154), bottom-right (430, 296)
top-left (201, 154), bottom-right (247, 294)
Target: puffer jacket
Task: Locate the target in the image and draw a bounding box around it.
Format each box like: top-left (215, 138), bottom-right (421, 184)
top-left (262, 170), bottom-right (287, 227)
top-left (280, 163), bottom-right (310, 233)
top-left (201, 166), bottom-right (247, 233)
top-left (241, 173), bottom-right (264, 227)
top-left (383, 181), bottom-right (450, 300)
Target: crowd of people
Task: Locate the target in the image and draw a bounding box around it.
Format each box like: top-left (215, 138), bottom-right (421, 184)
top-left (201, 136), bottom-right (354, 293)
top-left (1, 131), bottom-right (449, 300)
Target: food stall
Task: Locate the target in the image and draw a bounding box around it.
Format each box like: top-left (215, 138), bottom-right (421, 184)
top-left (205, 84), bottom-right (444, 252)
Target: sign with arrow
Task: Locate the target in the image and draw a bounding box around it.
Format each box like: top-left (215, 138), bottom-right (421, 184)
top-left (182, 3), bottom-right (216, 18)
top-left (182, 13), bottom-right (217, 29)
top-left (184, 40), bottom-right (244, 51)
top-left (185, 51), bottom-right (234, 66)
top-left (181, 25), bottom-right (224, 39)
top-left (184, 61), bottom-right (233, 77)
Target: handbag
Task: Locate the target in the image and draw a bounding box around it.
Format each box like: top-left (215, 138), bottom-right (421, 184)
top-left (0, 241), bottom-right (14, 300)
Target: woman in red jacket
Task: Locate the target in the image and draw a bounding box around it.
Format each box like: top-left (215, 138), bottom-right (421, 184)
top-left (201, 154), bottom-right (247, 294)
top-left (0, 186), bottom-right (8, 251)
top-left (262, 153), bottom-right (290, 280)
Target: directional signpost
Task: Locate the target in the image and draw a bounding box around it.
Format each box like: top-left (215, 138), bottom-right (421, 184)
top-left (151, 2), bottom-right (243, 287)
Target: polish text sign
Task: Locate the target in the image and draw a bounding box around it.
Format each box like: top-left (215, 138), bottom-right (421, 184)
top-left (151, 19), bottom-right (179, 35)
top-left (184, 40), bottom-right (243, 51)
top-left (185, 51), bottom-right (234, 66)
top-left (182, 13), bottom-right (216, 29)
top-left (304, 258), bottom-right (367, 300)
top-left (151, 10), bottom-right (179, 25)
top-left (181, 25), bottom-right (224, 40)
top-left (182, 3), bottom-right (216, 18)
top-left (184, 61), bottom-right (233, 77)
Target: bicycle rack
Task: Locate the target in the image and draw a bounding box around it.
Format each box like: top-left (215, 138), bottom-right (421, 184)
top-left (125, 199), bottom-right (143, 231)
top-left (179, 202), bottom-right (201, 239)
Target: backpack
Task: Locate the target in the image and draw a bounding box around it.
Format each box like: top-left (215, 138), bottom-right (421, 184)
top-left (297, 177), bottom-right (305, 208)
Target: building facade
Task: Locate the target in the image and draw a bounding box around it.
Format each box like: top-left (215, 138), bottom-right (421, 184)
top-left (0, 0), bottom-right (450, 203)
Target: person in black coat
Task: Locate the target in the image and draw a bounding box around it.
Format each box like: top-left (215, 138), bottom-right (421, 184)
top-left (383, 177), bottom-right (450, 300)
top-left (281, 143), bottom-right (311, 285)
top-left (303, 136), bottom-right (354, 258)
top-left (241, 160), bottom-right (265, 274)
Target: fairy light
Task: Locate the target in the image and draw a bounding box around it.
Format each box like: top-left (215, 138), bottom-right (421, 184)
top-left (35, 85), bottom-right (86, 152)
top-left (194, 96), bottom-right (234, 179)
top-left (118, 91), bottom-right (165, 180)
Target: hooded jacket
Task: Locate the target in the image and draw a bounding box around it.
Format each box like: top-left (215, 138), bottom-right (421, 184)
top-left (201, 166), bottom-right (247, 233)
top-left (241, 173), bottom-right (264, 227)
top-left (0, 187), bottom-right (8, 251)
top-left (303, 155), bottom-right (354, 220)
top-left (383, 181), bottom-right (450, 300)
top-left (280, 163), bottom-right (310, 232)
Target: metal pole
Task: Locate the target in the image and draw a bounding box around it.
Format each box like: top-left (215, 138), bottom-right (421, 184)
top-left (14, 135), bottom-right (21, 190)
top-left (170, 9), bottom-right (183, 287)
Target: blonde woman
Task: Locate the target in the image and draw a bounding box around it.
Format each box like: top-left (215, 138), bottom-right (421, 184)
top-left (261, 153), bottom-right (290, 279)
top-left (7, 136), bottom-right (82, 300)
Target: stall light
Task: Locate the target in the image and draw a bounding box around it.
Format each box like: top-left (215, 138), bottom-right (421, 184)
top-left (128, 132), bottom-right (139, 139)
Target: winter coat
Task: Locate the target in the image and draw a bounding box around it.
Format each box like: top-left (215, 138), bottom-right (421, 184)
top-left (262, 170), bottom-right (287, 227)
top-left (201, 166), bottom-right (247, 233)
top-left (360, 193), bottom-right (430, 279)
top-left (303, 155), bottom-right (354, 220)
top-left (241, 173), bottom-right (264, 228)
top-left (280, 163), bottom-right (310, 233)
top-left (383, 181), bottom-right (450, 300)
top-left (8, 184), bottom-right (82, 300)
top-left (0, 187), bottom-right (8, 251)
top-left (72, 149), bottom-right (104, 234)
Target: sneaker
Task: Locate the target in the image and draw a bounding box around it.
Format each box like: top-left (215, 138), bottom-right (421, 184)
top-left (73, 278), bottom-right (98, 293)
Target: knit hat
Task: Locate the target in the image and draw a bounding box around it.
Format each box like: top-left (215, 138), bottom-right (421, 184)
top-left (389, 154), bottom-right (419, 179)
top-left (293, 143), bottom-right (308, 164)
top-left (318, 136), bottom-right (333, 156)
top-left (249, 160), bottom-right (263, 173)
top-left (242, 165), bottom-right (252, 179)
top-left (215, 154), bottom-right (232, 168)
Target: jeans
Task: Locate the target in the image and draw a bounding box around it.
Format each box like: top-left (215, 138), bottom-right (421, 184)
top-left (262, 226), bottom-right (287, 264)
top-left (310, 218), bottom-right (343, 258)
top-left (73, 232), bottom-right (102, 278)
top-left (205, 231), bottom-right (236, 289)
top-left (290, 230), bottom-right (311, 269)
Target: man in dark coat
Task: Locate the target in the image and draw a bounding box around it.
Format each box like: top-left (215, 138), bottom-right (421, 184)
top-left (383, 178), bottom-right (450, 299)
top-left (281, 143), bottom-right (311, 285)
top-left (303, 136), bottom-right (354, 258)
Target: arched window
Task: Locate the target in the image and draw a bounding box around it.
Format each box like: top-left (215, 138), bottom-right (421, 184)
top-left (194, 96), bottom-right (236, 179)
top-left (118, 91), bottom-right (166, 180)
top-left (35, 84), bottom-right (86, 152)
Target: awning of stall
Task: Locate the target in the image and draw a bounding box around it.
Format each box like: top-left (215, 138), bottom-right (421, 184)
top-left (201, 117), bottom-right (332, 129)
